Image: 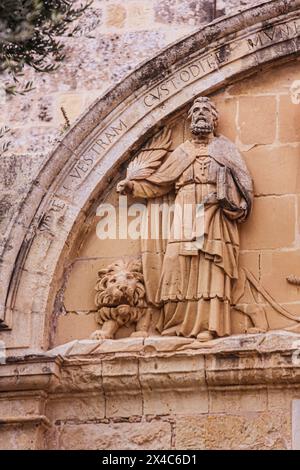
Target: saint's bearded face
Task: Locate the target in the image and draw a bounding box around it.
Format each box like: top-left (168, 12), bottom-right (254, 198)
top-left (190, 102), bottom-right (215, 136)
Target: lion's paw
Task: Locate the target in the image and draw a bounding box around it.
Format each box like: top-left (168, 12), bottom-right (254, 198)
top-left (130, 330), bottom-right (149, 338)
top-left (90, 330), bottom-right (113, 340)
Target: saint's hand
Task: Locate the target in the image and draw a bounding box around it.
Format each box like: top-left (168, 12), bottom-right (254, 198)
top-left (203, 192), bottom-right (218, 205)
top-left (116, 179), bottom-right (134, 195)
top-left (240, 200), bottom-right (247, 211)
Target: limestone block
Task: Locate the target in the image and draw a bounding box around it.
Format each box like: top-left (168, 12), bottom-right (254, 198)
top-left (211, 96), bottom-right (237, 141)
top-left (292, 400), bottom-right (300, 450)
top-left (139, 355), bottom-right (208, 415)
top-left (239, 251), bottom-right (260, 277)
top-left (64, 237), bottom-right (141, 312)
top-left (21, 234), bottom-right (59, 274)
top-left (94, 337), bottom-right (144, 353)
top-left (55, 364), bottom-right (103, 393)
top-left (1, 311), bottom-right (31, 349)
top-left (298, 195), bottom-right (300, 236)
top-left (47, 393), bottom-right (105, 422)
top-left (143, 336), bottom-right (195, 353)
top-left (228, 60), bottom-right (300, 95)
top-left (0, 423), bottom-right (46, 450)
top-left (257, 331), bottom-right (300, 353)
top-left (0, 394), bottom-right (45, 418)
top-left (13, 269), bottom-right (51, 315)
top-left (279, 95), bottom-right (300, 143)
top-left (51, 421), bottom-right (171, 450)
top-left (143, 388), bottom-right (209, 416)
top-left (102, 358), bottom-right (142, 418)
top-left (64, 258), bottom-right (117, 311)
top-left (0, 358), bottom-right (61, 392)
top-left (54, 314), bottom-right (99, 347)
top-left (203, 333), bottom-right (300, 387)
top-left (244, 145), bottom-right (300, 196)
top-left (46, 340), bottom-right (78, 357)
top-left (175, 412), bottom-right (291, 450)
top-left (239, 96), bottom-right (276, 145)
top-left (260, 251), bottom-right (300, 303)
top-left (230, 309), bottom-right (249, 334)
top-left (168, 111), bottom-right (185, 149)
top-left (59, 339), bottom-right (101, 356)
top-left (240, 195), bottom-right (296, 250)
top-left (175, 415), bottom-right (205, 450)
top-left (268, 388), bottom-right (300, 412)
top-left (209, 389), bottom-right (268, 413)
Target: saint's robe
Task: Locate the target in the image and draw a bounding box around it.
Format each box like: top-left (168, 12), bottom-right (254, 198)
top-left (131, 135), bottom-right (253, 338)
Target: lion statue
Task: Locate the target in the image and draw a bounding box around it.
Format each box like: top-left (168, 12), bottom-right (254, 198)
top-left (91, 258), bottom-right (150, 340)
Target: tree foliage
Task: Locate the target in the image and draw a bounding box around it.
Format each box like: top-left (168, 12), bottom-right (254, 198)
top-left (0, 0), bottom-right (92, 95)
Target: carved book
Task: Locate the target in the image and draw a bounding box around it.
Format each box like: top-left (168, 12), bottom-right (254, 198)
top-left (217, 166), bottom-right (238, 211)
top-left (217, 166), bottom-right (228, 202)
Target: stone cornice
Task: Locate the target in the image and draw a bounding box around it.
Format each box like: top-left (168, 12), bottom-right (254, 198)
top-left (0, 356), bottom-right (62, 392)
top-left (1, 333), bottom-right (300, 393)
top-left (0, 415), bottom-right (51, 428)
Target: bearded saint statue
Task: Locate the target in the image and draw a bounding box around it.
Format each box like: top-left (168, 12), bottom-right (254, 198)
top-left (117, 96), bottom-right (253, 342)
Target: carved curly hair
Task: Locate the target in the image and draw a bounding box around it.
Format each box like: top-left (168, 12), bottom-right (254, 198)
top-left (95, 258), bottom-right (146, 308)
top-left (188, 96), bottom-right (219, 129)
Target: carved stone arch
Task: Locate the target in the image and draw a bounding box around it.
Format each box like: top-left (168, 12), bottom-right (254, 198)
top-left (2, 0), bottom-right (300, 354)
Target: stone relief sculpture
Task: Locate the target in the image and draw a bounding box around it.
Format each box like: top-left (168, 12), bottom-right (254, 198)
top-left (92, 96), bottom-right (300, 343)
top-left (233, 268), bottom-right (300, 334)
top-left (116, 97), bottom-right (253, 342)
top-left (91, 258), bottom-right (150, 339)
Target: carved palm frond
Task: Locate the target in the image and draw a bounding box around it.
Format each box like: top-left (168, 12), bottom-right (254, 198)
top-left (287, 275), bottom-right (300, 286)
top-left (126, 127), bottom-right (172, 180)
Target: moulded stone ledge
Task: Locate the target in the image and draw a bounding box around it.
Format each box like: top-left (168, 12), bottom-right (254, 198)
top-left (2, 332), bottom-right (300, 437)
top-left (46, 331), bottom-right (300, 357)
top-left (1, 332), bottom-right (300, 394)
top-left (0, 415), bottom-right (51, 428)
top-left (0, 357), bottom-right (62, 392)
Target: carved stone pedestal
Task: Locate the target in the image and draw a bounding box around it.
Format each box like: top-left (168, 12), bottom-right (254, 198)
top-left (1, 331), bottom-right (300, 449)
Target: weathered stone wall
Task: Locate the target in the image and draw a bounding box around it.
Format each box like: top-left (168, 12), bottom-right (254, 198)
top-left (2, 0), bottom-right (300, 451)
top-left (0, 0), bottom-right (263, 242)
top-left (3, 0), bottom-right (293, 352)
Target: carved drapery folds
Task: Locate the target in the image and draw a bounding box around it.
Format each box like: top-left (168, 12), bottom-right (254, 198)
top-left (91, 97), bottom-right (300, 342)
